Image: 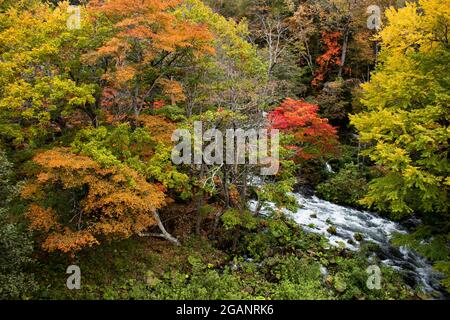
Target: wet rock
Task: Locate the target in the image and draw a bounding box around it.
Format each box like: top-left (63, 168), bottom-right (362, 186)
top-left (333, 273), bottom-right (347, 293)
top-left (319, 265), bottom-right (328, 277)
top-left (325, 275), bottom-right (333, 286)
top-left (327, 226), bottom-right (337, 235)
top-left (354, 233), bottom-right (364, 242)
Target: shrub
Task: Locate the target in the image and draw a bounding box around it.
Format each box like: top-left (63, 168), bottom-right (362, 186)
top-left (0, 150), bottom-right (36, 299)
top-left (316, 163), bottom-right (368, 207)
top-left (328, 251), bottom-right (413, 300)
top-left (264, 255), bottom-right (332, 300)
top-left (0, 209), bottom-right (37, 299)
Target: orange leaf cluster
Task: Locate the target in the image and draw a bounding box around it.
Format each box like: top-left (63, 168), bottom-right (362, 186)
top-left (84, 0), bottom-right (214, 116)
top-left (43, 229), bottom-right (99, 255)
top-left (158, 78), bottom-right (186, 104)
top-left (86, 0), bottom-right (214, 71)
top-left (153, 100), bottom-right (165, 110)
top-left (312, 31), bottom-right (342, 87)
top-left (26, 204), bottom-right (60, 233)
top-left (137, 114), bottom-right (176, 144)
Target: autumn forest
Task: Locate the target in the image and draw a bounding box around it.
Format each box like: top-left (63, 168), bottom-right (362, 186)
top-left (0, 0), bottom-right (448, 301)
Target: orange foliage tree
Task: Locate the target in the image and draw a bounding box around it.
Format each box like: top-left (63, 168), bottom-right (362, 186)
top-left (85, 0), bottom-right (215, 116)
top-left (312, 31), bottom-right (342, 87)
top-left (22, 110), bottom-right (190, 254)
top-left (22, 148), bottom-right (168, 254)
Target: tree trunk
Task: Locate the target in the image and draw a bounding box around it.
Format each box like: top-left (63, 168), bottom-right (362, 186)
top-left (222, 165), bottom-right (230, 208)
top-left (338, 28), bottom-right (350, 78)
top-left (211, 209), bottom-right (223, 241)
top-left (241, 164), bottom-right (248, 207)
top-left (195, 164), bottom-right (206, 236)
top-left (138, 210), bottom-right (180, 245)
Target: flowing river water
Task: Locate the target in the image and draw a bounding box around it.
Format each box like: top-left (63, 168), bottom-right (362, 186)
top-left (250, 190), bottom-right (447, 299)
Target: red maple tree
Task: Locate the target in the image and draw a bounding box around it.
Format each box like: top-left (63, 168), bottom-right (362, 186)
top-left (268, 98), bottom-right (339, 160)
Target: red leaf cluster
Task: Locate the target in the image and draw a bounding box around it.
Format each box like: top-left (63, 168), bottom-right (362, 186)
top-left (268, 98), bottom-right (339, 160)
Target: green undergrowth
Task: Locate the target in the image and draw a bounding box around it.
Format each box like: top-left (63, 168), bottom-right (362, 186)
top-left (33, 214), bottom-right (416, 300)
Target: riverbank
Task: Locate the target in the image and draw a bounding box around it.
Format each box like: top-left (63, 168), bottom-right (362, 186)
top-left (30, 201), bottom-right (421, 300)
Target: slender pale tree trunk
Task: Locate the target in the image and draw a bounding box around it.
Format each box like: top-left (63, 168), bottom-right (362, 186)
top-left (338, 27), bottom-right (350, 78)
top-left (139, 211), bottom-right (180, 245)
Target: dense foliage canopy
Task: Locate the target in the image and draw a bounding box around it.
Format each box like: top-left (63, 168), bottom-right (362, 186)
top-left (0, 0), bottom-right (448, 300)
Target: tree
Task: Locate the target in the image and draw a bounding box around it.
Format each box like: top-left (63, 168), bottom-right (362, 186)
top-left (84, 0), bottom-right (214, 117)
top-left (350, 0), bottom-right (449, 218)
top-left (170, 0), bottom-right (285, 238)
top-left (22, 147), bottom-right (169, 254)
top-left (268, 98), bottom-right (339, 160)
top-left (288, 0), bottom-right (404, 86)
top-left (312, 31), bottom-right (342, 87)
top-left (0, 2), bottom-right (97, 146)
top-left (23, 114), bottom-right (188, 254)
top-left (174, 0), bottom-right (269, 116)
top-left (348, 0), bottom-right (450, 292)
top-left (71, 116), bottom-right (191, 197)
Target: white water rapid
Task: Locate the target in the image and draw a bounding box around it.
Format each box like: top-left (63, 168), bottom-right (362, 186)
top-left (249, 192), bottom-right (446, 298)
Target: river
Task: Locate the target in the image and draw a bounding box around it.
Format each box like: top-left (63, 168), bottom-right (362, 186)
top-left (250, 192), bottom-right (447, 299)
